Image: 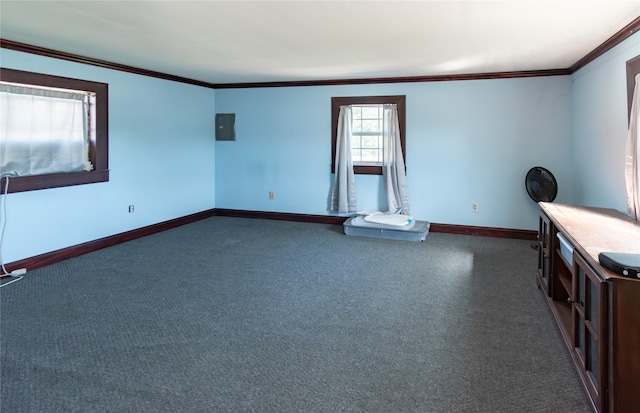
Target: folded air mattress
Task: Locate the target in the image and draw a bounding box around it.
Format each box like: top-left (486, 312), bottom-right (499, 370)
top-left (343, 217), bottom-right (430, 242)
top-left (349, 214), bottom-right (416, 231)
top-left (365, 212), bottom-right (414, 227)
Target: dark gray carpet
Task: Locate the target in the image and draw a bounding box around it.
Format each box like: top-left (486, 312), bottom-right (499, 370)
top-left (1, 217), bottom-right (591, 413)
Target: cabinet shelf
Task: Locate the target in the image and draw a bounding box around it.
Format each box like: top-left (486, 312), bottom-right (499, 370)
top-left (552, 248), bottom-right (572, 304)
top-left (558, 271), bottom-right (572, 298)
top-left (556, 247), bottom-right (573, 272)
top-left (552, 299), bottom-right (572, 333)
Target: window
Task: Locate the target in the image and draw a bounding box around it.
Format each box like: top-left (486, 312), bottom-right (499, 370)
top-left (1, 83), bottom-right (94, 176)
top-left (331, 95), bottom-right (405, 175)
top-left (626, 55), bottom-right (640, 221)
top-left (0, 68), bottom-right (108, 193)
top-left (627, 55), bottom-right (640, 121)
top-left (351, 104), bottom-right (384, 165)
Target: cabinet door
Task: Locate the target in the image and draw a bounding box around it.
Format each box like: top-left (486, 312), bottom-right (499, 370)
top-left (573, 252), bottom-right (606, 412)
top-left (537, 213), bottom-right (551, 295)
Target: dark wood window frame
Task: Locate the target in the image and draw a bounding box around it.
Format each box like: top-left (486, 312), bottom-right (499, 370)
top-left (331, 95), bottom-right (406, 175)
top-left (627, 55), bottom-right (640, 122)
top-left (0, 68), bottom-right (109, 193)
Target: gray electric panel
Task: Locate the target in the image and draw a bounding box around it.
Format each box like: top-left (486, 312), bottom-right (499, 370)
top-left (215, 113), bottom-right (236, 141)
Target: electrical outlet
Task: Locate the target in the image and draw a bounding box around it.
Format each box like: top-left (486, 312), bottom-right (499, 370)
top-left (269, 192), bottom-right (275, 200)
top-left (128, 205), bottom-right (134, 213)
top-left (472, 203), bottom-right (479, 213)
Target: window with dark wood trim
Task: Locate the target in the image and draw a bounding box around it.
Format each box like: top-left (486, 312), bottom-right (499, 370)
top-left (331, 95), bottom-right (406, 175)
top-left (627, 55), bottom-right (640, 122)
top-left (0, 68), bottom-right (109, 193)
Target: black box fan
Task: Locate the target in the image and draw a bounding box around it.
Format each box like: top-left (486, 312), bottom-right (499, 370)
top-left (526, 166), bottom-right (558, 203)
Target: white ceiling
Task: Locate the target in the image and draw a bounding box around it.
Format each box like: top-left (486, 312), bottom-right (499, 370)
top-left (1, 1), bottom-right (639, 85)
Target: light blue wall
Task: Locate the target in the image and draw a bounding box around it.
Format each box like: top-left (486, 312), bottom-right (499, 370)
top-left (571, 31), bottom-right (640, 212)
top-left (215, 76), bottom-right (572, 230)
top-left (1, 49), bottom-right (216, 263)
top-left (7, 29), bottom-right (635, 265)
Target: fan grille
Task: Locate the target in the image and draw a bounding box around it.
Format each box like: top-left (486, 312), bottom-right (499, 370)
top-left (525, 167), bottom-right (557, 202)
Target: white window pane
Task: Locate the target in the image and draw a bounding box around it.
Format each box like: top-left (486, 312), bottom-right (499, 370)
top-left (349, 104), bottom-right (384, 165)
top-left (361, 135), bottom-right (380, 148)
top-left (362, 119), bottom-right (379, 132)
top-left (361, 149), bottom-right (381, 162)
top-left (352, 118), bottom-right (363, 132)
top-left (361, 106), bottom-right (380, 119)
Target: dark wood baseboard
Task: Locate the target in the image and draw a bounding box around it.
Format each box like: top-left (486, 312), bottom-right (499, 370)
top-left (214, 209), bottom-right (537, 240)
top-left (214, 208), bottom-right (346, 225)
top-left (5, 208), bottom-right (536, 273)
top-left (4, 209), bottom-right (216, 273)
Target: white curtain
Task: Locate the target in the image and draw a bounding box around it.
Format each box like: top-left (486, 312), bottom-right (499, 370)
top-left (626, 73), bottom-right (640, 221)
top-left (330, 105), bottom-right (357, 212)
top-left (0, 83), bottom-right (92, 177)
top-left (382, 104), bottom-right (410, 215)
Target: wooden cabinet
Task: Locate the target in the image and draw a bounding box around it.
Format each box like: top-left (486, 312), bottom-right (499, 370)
top-left (536, 212), bottom-right (551, 295)
top-left (572, 252), bottom-right (606, 412)
top-left (538, 202), bottom-right (640, 413)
